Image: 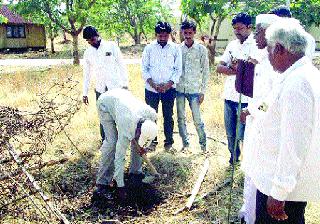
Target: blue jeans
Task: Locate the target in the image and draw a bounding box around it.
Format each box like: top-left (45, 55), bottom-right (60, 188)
top-left (145, 88), bottom-right (176, 146)
top-left (224, 100), bottom-right (247, 163)
top-left (176, 92), bottom-right (206, 147)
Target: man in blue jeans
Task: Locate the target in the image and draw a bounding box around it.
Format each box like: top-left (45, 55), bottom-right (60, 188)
top-left (216, 13), bottom-right (258, 164)
top-left (176, 20), bottom-right (209, 152)
top-left (142, 21), bottom-right (182, 151)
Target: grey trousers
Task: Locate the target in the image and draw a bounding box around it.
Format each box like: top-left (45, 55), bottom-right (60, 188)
top-left (96, 108), bottom-right (142, 187)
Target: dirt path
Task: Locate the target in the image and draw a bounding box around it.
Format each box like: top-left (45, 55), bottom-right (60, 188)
top-left (0, 58), bottom-right (142, 66)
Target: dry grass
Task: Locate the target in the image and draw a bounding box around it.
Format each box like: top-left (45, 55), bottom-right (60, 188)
top-left (1, 61), bottom-right (320, 223)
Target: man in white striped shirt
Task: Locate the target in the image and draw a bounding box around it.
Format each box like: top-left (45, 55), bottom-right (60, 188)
top-left (142, 21), bottom-right (182, 151)
top-left (82, 26), bottom-right (128, 141)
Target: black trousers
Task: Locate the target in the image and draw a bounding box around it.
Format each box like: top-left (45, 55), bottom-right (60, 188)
top-left (145, 88), bottom-right (176, 145)
top-left (255, 190), bottom-right (307, 224)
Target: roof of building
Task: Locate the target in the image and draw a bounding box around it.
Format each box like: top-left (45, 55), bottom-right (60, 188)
top-left (0, 5), bottom-right (32, 24)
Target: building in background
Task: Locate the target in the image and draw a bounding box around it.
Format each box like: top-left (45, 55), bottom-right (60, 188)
top-left (0, 5), bottom-right (46, 51)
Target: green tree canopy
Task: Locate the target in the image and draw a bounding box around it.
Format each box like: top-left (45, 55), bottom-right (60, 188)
top-left (89, 0), bottom-right (173, 45)
top-left (181, 0), bottom-right (239, 63)
top-left (291, 0), bottom-right (320, 27)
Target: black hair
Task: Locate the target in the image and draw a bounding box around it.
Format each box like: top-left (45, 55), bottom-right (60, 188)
top-left (270, 6), bottom-right (292, 18)
top-left (232, 12), bottom-right (252, 26)
top-left (181, 20), bottom-right (197, 31)
top-left (83, 26), bottom-right (99, 39)
top-left (155, 21), bottom-right (172, 34)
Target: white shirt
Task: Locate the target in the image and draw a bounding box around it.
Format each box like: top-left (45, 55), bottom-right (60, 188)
top-left (97, 89), bottom-right (157, 141)
top-left (247, 48), bottom-right (277, 117)
top-left (82, 40), bottom-right (128, 96)
top-left (241, 48), bottom-right (276, 175)
top-left (142, 41), bottom-right (182, 93)
top-left (249, 56), bottom-right (320, 202)
top-left (177, 41), bottom-right (210, 94)
top-left (305, 32), bottom-right (316, 59)
top-left (220, 34), bottom-right (258, 103)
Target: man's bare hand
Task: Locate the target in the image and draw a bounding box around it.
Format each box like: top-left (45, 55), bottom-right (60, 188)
top-left (240, 109), bottom-right (250, 124)
top-left (267, 196), bottom-right (288, 221)
top-left (138, 147), bottom-right (147, 156)
top-left (83, 96), bottom-right (89, 105)
top-left (159, 81), bottom-right (174, 93)
top-left (199, 94), bottom-right (204, 104)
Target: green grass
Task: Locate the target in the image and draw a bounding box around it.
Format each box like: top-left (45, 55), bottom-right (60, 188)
top-left (1, 62), bottom-right (320, 223)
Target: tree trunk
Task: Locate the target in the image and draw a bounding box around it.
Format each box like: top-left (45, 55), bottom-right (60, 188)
top-left (72, 34), bottom-right (80, 65)
top-left (133, 26), bottom-right (140, 45)
top-left (133, 35), bottom-right (140, 45)
top-left (207, 16), bottom-right (224, 65)
top-left (63, 31), bottom-right (68, 43)
top-left (50, 37), bottom-right (55, 54)
top-left (48, 23), bottom-right (55, 53)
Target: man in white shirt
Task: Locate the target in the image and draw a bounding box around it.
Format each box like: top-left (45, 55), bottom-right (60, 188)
top-left (82, 26), bottom-right (128, 141)
top-left (216, 13), bottom-right (258, 164)
top-left (176, 20), bottom-right (209, 152)
top-left (94, 88), bottom-right (158, 201)
top-left (251, 19), bottom-right (320, 223)
top-left (239, 14), bottom-right (280, 224)
top-left (270, 6), bottom-right (316, 59)
top-left (142, 21), bottom-right (182, 151)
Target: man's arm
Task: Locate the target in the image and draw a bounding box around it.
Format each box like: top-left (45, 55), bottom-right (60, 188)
top-left (270, 80), bottom-right (313, 201)
top-left (161, 45), bottom-right (182, 93)
top-left (113, 43), bottom-right (129, 88)
top-left (216, 61), bottom-right (237, 75)
top-left (216, 42), bottom-right (237, 76)
top-left (169, 45), bottom-right (182, 85)
top-left (267, 79), bottom-right (313, 219)
top-left (83, 52), bottom-right (91, 105)
top-left (199, 47), bottom-right (210, 104)
top-left (142, 46), bottom-right (152, 82)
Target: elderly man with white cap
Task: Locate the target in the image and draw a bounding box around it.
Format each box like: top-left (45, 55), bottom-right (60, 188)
top-left (249, 19), bottom-right (320, 223)
top-left (239, 13), bottom-right (280, 224)
top-left (94, 88), bottom-right (158, 201)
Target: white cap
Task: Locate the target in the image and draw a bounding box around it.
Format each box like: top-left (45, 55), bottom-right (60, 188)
top-left (256, 14), bottom-right (280, 28)
top-left (138, 120), bottom-right (158, 148)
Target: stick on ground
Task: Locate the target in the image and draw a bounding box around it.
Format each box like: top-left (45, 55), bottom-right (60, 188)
top-left (174, 158), bottom-right (210, 214)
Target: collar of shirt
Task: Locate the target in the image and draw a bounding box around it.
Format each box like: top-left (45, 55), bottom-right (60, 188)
top-left (181, 40), bottom-right (200, 50)
top-left (278, 56), bottom-right (311, 85)
top-left (236, 34), bottom-right (255, 46)
top-left (151, 40), bottom-right (175, 49)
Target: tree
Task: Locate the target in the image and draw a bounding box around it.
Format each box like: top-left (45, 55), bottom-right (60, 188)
top-left (181, 0), bottom-right (239, 64)
top-left (15, 0), bottom-right (99, 64)
top-left (90, 0), bottom-right (172, 45)
top-left (241, 0), bottom-right (287, 17)
top-left (291, 0), bottom-right (320, 27)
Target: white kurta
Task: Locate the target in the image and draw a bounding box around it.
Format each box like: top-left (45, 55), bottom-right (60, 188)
top-left (239, 48), bottom-right (276, 224)
top-left (249, 56), bottom-right (320, 202)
